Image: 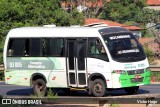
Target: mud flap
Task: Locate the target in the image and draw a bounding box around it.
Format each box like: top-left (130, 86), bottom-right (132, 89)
top-left (88, 80), bottom-right (93, 95)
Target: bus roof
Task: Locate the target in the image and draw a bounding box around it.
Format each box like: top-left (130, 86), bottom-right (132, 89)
top-left (7, 26), bottom-right (130, 38)
top-left (7, 27), bottom-right (101, 38)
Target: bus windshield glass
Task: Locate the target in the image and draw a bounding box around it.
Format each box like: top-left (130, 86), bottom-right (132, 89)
top-left (102, 33), bottom-right (146, 62)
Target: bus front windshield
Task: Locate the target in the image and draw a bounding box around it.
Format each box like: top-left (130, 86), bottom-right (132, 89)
top-left (103, 33), bottom-right (146, 62)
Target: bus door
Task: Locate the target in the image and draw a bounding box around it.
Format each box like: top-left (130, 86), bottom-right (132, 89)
top-left (67, 39), bottom-right (87, 87)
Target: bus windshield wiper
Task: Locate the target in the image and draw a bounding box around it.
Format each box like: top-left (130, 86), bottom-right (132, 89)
top-left (123, 56), bottom-right (135, 59)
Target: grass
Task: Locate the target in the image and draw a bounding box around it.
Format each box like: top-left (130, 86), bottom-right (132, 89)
top-left (0, 71), bottom-right (4, 81)
top-left (30, 87), bottom-right (58, 98)
top-left (30, 88), bottom-right (58, 105)
top-left (111, 104), bottom-right (119, 107)
top-left (47, 88), bottom-right (58, 98)
top-left (150, 72), bottom-right (160, 82)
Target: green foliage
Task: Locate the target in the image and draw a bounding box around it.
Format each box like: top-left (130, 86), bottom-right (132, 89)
top-left (0, 0), bottom-right (84, 36)
top-left (100, 0), bottom-right (147, 23)
top-left (111, 104), bottom-right (119, 107)
top-left (70, 9), bottom-right (84, 25)
top-left (142, 29), bottom-right (154, 38)
top-left (143, 8), bottom-right (160, 23)
top-left (151, 72), bottom-right (158, 77)
top-left (47, 88), bottom-right (58, 98)
top-left (124, 21), bottom-right (138, 26)
top-left (151, 72), bottom-right (160, 82)
top-left (30, 88), bottom-right (58, 98)
top-left (0, 0), bottom-right (84, 64)
top-left (0, 37), bottom-right (5, 64)
top-left (143, 45), bottom-right (154, 63)
top-left (100, 0), bottom-right (159, 38)
top-left (144, 45), bottom-right (154, 57)
top-left (0, 71), bottom-right (4, 81)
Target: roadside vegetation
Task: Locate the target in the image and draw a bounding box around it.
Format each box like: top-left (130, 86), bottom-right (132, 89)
top-left (144, 44), bottom-right (160, 82)
top-left (47, 88), bottom-right (58, 98)
top-left (0, 71), bottom-right (4, 81)
top-left (30, 87), bottom-right (58, 98)
top-left (143, 45), bottom-right (154, 63)
top-left (151, 72), bottom-right (160, 82)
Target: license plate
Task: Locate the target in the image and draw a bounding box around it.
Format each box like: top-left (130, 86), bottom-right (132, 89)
top-left (135, 75), bottom-right (141, 78)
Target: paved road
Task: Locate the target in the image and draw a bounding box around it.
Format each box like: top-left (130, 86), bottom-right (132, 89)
top-left (0, 81), bottom-right (160, 97)
top-left (1, 82), bottom-right (160, 107)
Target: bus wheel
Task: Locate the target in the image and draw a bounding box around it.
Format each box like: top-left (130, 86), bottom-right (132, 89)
top-left (91, 79), bottom-right (106, 97)
top-left (33, 79), bottom-right (47, 97)
top-left (124, 86), bottom-right (139, 95)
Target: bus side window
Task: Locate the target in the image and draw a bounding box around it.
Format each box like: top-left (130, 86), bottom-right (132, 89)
top-left (7, 39), bottom-right (14, 56)
top-left (30, 38), bottom-right (42, 56)
top-left (88, 39), bottom-right (100, 54)
top-left (24, 39), bottom-right (29, 56)
top-left (7, 39), bottom-right (26, 57)
top-left (88, 38), bottom-right (109, 61)
top-left (49, 38), bottom-right (64, 57)
top-left (42, 38), bottom-right (50, 56)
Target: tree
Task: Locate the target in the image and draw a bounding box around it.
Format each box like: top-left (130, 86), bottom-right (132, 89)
top-left (100, 0), bottom-right (147, 23)
top-left (0, 0), bottom-right (84, 37)
top-left (99, 0), bottom-right (158, 39)
top-left (0, 0), bottom-right (84, 64)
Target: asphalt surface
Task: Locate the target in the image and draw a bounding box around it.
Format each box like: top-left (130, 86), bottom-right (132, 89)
top-left (0, 82), bottom-right (160, 107)
top-left (0, 81), bottom-right (160, 97)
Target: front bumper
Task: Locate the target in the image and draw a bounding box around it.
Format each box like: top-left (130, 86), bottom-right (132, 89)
top-left (111, 69), bottom-right (150, 88)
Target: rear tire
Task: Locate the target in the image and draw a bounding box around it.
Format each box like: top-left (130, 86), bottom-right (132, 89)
top-left (33, 79), bottom-right (47, 97)
top-left (124, 86), bottom-right (139, 95)
top-left (91, 79), bottom-right (106, 97)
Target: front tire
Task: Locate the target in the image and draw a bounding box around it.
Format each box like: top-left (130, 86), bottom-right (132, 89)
top-left (33, 79), bottom-right (47, 97)
top-left (91, 79), bottom-right (106, 97)
top-left (124, 86), bottom-right (139, 95)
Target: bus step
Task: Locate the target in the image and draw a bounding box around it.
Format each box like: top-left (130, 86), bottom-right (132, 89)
top-left (70, 88), bottom-right (87, 91)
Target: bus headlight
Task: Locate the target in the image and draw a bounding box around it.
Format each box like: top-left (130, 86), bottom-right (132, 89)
top-left (113, 70), bottom-right (126, 74)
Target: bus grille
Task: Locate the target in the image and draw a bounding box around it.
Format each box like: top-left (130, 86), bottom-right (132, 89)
top-left (127, 69), bottom-right (144, 75)
top-left (130, 78), bottom-right (144, 83)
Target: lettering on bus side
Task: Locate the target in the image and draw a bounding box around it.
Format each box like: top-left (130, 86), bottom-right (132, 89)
top-left (9, 62), bottom-right (22, 68)
top-left (28, 61), bottom-right (45, 69)
top-left (7, 57), bottom-right (56, 70)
